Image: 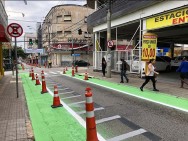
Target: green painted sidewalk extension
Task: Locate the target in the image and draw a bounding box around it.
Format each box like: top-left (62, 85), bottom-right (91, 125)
top-left (20, 73), bottom-right (86, 141)
top-left (66, 71), bottom-right (188, 112)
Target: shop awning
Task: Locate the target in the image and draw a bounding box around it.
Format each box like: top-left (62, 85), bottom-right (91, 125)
top-left (0, 24), bottom-right (10, 42)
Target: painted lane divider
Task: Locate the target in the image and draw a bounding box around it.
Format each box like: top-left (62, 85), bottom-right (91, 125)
top-left (76, 107), bottom-right (104, 115)
top-left (106, 128), bottom-right (147, 141)
top-left (49, 71), bottom-right (58, 74)
top-left (46, 87), bottom-right (106, 141)
top-left (96, 115), bottom-right (121, 124)
top-left (58, 91), bottom-right (74, 95)
top-left (61, 95), bottom-right (81, 100)
top-left (68, 101), bottom-right (85, 106)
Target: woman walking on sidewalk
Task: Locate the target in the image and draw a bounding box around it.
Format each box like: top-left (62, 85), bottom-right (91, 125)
top-left (102, 57), bottom-right (107, 77)
top-left (140, 59), bottom-right (159, 91)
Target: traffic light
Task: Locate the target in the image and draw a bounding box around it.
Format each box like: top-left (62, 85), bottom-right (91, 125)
top-left (29, 39), bottom-right (33, 45)
top-left (78, 29), bottom-right (82, 35)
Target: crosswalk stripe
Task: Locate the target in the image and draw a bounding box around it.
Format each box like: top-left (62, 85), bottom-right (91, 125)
top-left (96, 115), bottom-right (121, 124)
top-left (106, 129), bottom-right (147, 141)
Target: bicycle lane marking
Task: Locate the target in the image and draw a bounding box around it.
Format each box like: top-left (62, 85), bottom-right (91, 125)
top-left (46, 87), bottom-right (106, 141)
top-left (61, 72), bottom-right (188, 113)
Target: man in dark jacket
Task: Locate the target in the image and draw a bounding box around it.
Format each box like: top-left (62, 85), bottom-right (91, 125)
top-left (120, 58), bottom-right (129, 83)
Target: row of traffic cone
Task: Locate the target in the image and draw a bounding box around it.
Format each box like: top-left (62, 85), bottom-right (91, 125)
top-left (29, 68), bottom-right (98, 140)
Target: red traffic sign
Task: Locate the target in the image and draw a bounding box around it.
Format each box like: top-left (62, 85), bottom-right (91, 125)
top-left (7, 23), bottom-right (23, 38)
top-left (107, 40), bottom-right (114, 48)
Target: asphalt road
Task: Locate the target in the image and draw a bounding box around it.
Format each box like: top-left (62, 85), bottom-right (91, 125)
top-left (36, 68), bottom-right (188, 141)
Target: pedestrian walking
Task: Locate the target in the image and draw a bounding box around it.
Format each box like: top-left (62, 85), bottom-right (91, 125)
top-left (120, 58), bottom-right (129, 83)
top-left (176, 57), bottom-right (188, 88)
top-left (140, 59), bottom-right (159, 91)
top-left (102, 57), bottom-right (106, 77)
top-left (48, 59), bottom-right (52, 68)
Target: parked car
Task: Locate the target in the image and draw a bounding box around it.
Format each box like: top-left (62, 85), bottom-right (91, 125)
top-left (73, 60), bottom-right (90, 67)
top-left (132, 56), bottom-right (171, 72)
top-left (171, 56), bottom-right (188, 68)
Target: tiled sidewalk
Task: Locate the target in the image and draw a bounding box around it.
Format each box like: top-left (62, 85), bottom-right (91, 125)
top-left (0, 72), bottom-right (34, 141)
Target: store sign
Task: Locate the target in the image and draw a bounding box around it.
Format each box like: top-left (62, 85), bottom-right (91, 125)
top-left (141, 33), bottom-right (157, 61)
top-left (146, 7), bottom-right (188, 30)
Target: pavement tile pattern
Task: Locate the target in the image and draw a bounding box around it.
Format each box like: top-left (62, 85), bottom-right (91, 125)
top-left (0, 73), bottom-right (34, 141)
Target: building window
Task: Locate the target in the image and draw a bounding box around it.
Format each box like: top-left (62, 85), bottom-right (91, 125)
top-left (56, 15), bottom-right (62, 23)
top-left (57, 31), bottom-right (62, 34)
top-left (64, 31), bottom-right (71, 37)
top-left (64, 15), bottom-right (71, 22)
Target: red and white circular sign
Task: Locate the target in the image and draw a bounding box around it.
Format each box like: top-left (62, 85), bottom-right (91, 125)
top-left (7, 23), bottom-right (23, 38)
top-left (107, 40), bottom-right (114, 48)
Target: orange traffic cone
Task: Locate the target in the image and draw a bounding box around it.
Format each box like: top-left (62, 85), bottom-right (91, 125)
top-left (75, 65), bottom-right (78, 73)
top-left (29, 70), bottom-right (32, 77)
top-left (85, 87), bottom-right (98, 141)
top-left (51, 85), bottom-right (63, 108)
top-left (31, 70), bottom-right (35, 80)
top-left (72, 66), bottom-right (75, 77)
top-left (65, 66), bottom-right (68, 71)
top-left (63, 68), bottom-right (66, 74)
top-left (41, 75), bottom-right (48, 94)
top-left (84, 71), bottom-right (89, 80)
top-left (41, 70), bottom-right (44, 75)
top-left (35, 74), bottom-right (41, 85)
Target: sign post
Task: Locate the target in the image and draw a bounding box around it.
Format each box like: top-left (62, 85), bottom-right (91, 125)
top-left (7, 23), bottom-right (23, 98)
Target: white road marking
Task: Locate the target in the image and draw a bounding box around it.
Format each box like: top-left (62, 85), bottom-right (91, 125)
top-left (77, 107), bottom-right (104, 115)
top-left (49, 71), bottom-right (57, 74)
top-left (58, 88), bottom-right (69, 91)
top-left (106, 129), bottom-right (147, 141)
top-left (69, 101), bottom-right (85, 106)
top-left (96, 115), bottom-right (121, 124)
top-left (61, 95), bottom-right (81, 99)
top-left (57, 71), bottom-right (61, 73)
top-left (59, 91), bottom-right (74, 95)
top-left (46, 75), bottom-right (61, 77)
top-left (46, 87), bottom-right (106, 141)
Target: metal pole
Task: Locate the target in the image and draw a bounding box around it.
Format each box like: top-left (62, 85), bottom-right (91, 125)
top-left (48, 22), bottom-right (50, 60)
top-left (72, 34), bottom-right (74, 66)
top-left (139, 18), bottom-right (142, 75)
top-left (14, 37), bottom-right (19, 98)
top-left (106, 0), bottom-right (111, 78)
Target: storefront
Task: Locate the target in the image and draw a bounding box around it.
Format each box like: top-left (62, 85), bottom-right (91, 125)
top-left (50, 43), bottom-right (93, 67)
top-left (0, 24), bottom-right (10, 76)
top-left (88, 0), bottom-right (188, 74)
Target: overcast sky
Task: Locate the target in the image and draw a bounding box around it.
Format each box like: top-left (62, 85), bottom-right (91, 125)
top-left (5, 0), bottom-right (86, 47)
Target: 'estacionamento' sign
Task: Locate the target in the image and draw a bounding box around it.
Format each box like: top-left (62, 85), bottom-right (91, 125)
top-left (146, 7), bottom-right (188, 30)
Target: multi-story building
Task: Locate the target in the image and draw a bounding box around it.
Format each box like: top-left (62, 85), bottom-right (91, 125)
top-left (0, 0), bottom-right (10, 77)
top-left (42, 4), bottom-right (94, 67)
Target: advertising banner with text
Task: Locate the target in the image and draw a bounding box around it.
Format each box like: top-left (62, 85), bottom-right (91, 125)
top-left (142, 33), bottom-right (157, 61)
top-left (147, 7), bottom-right (188, 30)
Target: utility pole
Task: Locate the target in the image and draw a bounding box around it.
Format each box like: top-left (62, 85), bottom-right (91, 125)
top-left (48, 21), bottom-right (50, 59)
top-left (106, 0), bottom-right (111, 78)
